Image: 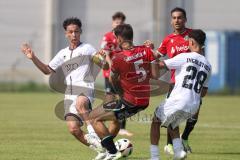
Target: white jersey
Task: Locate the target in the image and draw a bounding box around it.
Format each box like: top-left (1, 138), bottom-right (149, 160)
top-left (48, 43), bottom-right (100, 96)
top-left (164, 52), bottom-right (211, 112)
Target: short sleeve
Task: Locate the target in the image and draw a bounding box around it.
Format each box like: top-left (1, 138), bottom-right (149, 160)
top-left (146, 48), bottom-right (156, 62)
top-left (84, 44), bottom-right (97, 58)
top-left (87, 45), bottom-right (97, 57)
top-left (164, 54), bottom-right (186, 70)
top-left (48, 51), bottom-right (64, 71)
top-left (203, 68), bottom-right (212, 88)
top-left (157, 38), bottom-right (168, 56)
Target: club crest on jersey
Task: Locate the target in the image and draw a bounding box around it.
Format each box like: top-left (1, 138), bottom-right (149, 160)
top-left (171, 39), bottom-right (174, 43)
top-left (184, 35), bottom-right (189, 41)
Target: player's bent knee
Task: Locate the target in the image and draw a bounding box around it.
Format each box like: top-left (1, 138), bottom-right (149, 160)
top-left (187, 118), bottom-right (198, 128)
top-left (152, 115), bottom-right (161, 124)
top-left (68, 125), bottom-right (83, 136)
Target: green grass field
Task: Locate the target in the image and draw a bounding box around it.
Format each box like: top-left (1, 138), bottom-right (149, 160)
top-left (0, 93), bottom-right (240, 160)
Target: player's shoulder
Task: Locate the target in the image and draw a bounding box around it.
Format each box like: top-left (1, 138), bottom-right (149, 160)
top-left (58, 46), bottom-right (69, 54)
top-left (162, 34), bottom-right (174, 41)
top-left (133, 45), bottom-right (152, 51)
top-left (200, 54), bottom-right (212, 68)
top-left (79, 43), bottom-right (95, 50)
top-left (174, 52), bottom-right (190, 59)
top-left (77, 43), bottom-right (96, 54)
top-left (111, 50), bottom-right (123, 60)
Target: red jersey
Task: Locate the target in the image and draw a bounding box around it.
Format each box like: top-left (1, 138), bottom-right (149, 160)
top-left (101, 31), bottom-right (119, 78)
top-left (111, 46), bottom-right (155, 106)
top-left (157, 28), bottom-right (192, 83)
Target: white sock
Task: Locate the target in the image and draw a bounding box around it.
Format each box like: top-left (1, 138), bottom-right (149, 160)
top-left (150, 145), bottom-right (160, 160)
top-left (87, 125), bottom-right (95, 134)
top-left (172, 138), bottom-right (184, 152)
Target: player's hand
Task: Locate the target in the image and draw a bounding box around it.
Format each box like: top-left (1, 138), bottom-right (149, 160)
top-left (144, 40), bottom-right (154, 49)
top-left (21, 43), bottom-right (34, 59)
top-left (98, 49), bottom-right (107, 59)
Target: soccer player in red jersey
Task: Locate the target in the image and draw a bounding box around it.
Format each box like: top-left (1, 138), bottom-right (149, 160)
top-left (89, 24), bottom-right (157, 160)
top-left (150, 7), bottom-right (198, 157)
top-left (101, 12), bottom-right (134, 137)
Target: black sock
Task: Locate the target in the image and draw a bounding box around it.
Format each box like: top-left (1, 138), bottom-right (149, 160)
top-left (181, 118), bottom-right (198, 140)
top-left (120, 119), bottom-right (126, 129)
top-left (167, 131), bottom-right (173, 144)
top-left (101, 135), bottom-right (117, 154)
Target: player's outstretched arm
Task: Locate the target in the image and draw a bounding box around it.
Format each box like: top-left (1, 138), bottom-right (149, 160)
top-left (92, 50), bottom-right (109, 70)
top-left (21, 43), bottom-right (52, 75)
top-left (151, 60), bottom-right (160, 79)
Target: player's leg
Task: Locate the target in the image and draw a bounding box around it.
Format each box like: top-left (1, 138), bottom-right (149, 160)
top-left (150, 115), bottom-right (161, 160)
top-left (108, 120), bottom-right (120, 137)
top-left (105, 77), bottom-right (133, 137)
top-left (168, 127), bottom-right (187, 160)
top-left (90, 100), bottom-right (146, 160)
top-left (89, 101), bottom-right (120, 156)
top-left (164, 131), bottom-right (174, 155)
top-left (64, 96), bottom-right (90, 145)
top-left (66, 115), bottom-right (88, 145)
top-left (75, 95), bottom-right (107, 159)
top-left (181, 111), bottom-right (199, 153)
top-left (181, 103), bottom-right (201, 153)
top-left (164, 84), bottom-right (175, 155)
top-left (150, 102), bottom-right (168, 160)
top-left (118, 119), bottom-right (133, 136)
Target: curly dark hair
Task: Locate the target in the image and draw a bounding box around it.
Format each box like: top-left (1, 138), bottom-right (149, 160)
top-left (63, 17), bottom-right (82, 30)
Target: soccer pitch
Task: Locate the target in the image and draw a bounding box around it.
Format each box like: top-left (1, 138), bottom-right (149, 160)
top-left (0, 93), bottom-right (240, 160)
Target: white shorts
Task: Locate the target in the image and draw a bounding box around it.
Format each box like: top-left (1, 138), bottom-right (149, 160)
top-left (64, 93), bottom-right (93, 125)
top-left (155, 99), bottom-right (199, 129)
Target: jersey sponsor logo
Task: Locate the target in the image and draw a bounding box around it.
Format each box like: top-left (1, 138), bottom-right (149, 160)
top-left (171, 45), bottom-right (189, 54)
top-left (65, 63), bottom-right (79, 72)
top-left (171, 47), bottom-right (176, 54)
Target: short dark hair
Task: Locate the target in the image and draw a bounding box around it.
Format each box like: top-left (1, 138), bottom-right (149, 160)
top-left (63, 17), bottom-right (82, 30)
top-left (189, 29), bottom-right (206, 46)
top-left (112, 12), bottom-right (126, 22)
top-left (171, 7), bottom-right (187, 19)
top-left (114, 24), bottom-right (133, 41)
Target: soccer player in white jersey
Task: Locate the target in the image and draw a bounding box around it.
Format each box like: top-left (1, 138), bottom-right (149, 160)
top-left (21, 17), bottom-right (108, 159)
top-left (150, 29), bottom-right (211, 160)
